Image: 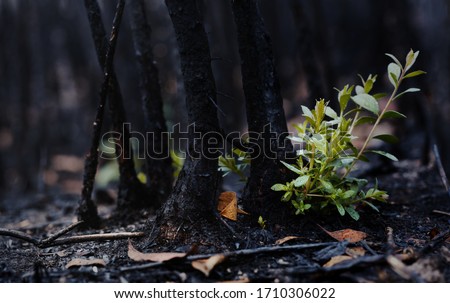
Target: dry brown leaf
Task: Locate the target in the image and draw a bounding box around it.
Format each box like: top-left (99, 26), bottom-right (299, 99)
top-left (218, 191), bottom-right (237, 221)
top-left (237, 208), bottom-right (250, 215)
top-left (323, 255), bottom-right (352, 268)
top-left (275, 236), bottom-right (302, 245)
top-left (66, 258), bottom-right (106, 269)
top-left (345, 247), bottom-right (366, 258)
top-left (128, 241), bottom-right (186, 262)
top-left (191, 254), bottom-right (226, 277)
top-left (318, 225), bottom-right (367, 243)
top-left (217, 191), bottom-right (248, 220)
top-left (217, 192), bottom-right (236, 212)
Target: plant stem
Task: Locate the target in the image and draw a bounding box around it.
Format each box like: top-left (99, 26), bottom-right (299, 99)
top-left (343, 68), bottom-right (406, 178)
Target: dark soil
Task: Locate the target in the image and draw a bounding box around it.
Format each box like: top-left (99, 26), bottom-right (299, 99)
top-left (1, 154), bottom-right (449, 282)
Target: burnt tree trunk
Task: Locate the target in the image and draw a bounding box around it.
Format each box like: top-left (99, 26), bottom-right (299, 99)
top-left (83, 0), bottom-right (150, 211)
top-left (231, 0), bottom-right (293, 221)
top-left (127, 0), bottom-right (172, 207)
top-left (154, 0), bottom-right (221, 240)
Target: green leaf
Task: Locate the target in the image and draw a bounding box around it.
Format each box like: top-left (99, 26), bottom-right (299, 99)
top-left (338, 85), bottom-right (354, 112)
top-left (325, 106), bottom-right (338, 119)
top-left (364, 75), bottom-right (376, 93)
top-left (404, 70), bottom-right (426, 79)
top-left (388, 63), bottom-right (402, 87)
top-left (405, 49), bottom-right (419, 71)
top-left (294, 176), bottom-right (309, 187)
top-left (373, 134), bottom-right (399, 144)
top-left (345, 206), bottom-right (360, 221)
top-left (320, 180), bottom-right (334, 193)
top-left (282, 191), bottom-right (292, 201)
top-left (362, 200), bottom-right (380, 212)
top-left (280, 161), bottom-right (302, 174)
top-left (335, 203), bottom-right (345, 216)
top-left (343, 190), bottom-right (357, 199)
top-left (385, 53), bottom-right (402, 68)
top-left (355, 85), bottom-right (365, 95)
top-left (271, 183), bottom-right (287, 191)
top-left (301, 105), bottom-right (314, 119)
top-left (373, 93), bottom-right (387, 100)
top-left (294, 175), bottom-right (309, 187)
top-left (367, 150), bottom-right (399, 161)
top-left (381, 110), bottom-right (406, 119)
top-left (355, 116), bottom-right (376, 126)
top-left (351, 94), bottom-right (379, 115)
top-left (394, 88), bottom-right (420, 100)
top-left (388, 63), bottom-right (401, 87)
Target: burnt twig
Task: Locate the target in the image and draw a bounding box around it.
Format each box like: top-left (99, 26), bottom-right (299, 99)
top-left (84, 0), bottom-right (147, 211)
top-left (0, 228), bottom-right (39, 246)
top-left (40, 220), bottom-right (85, 246)
top-left (0, 224), bottom-right (144, 248)
top-left (432, 209), bottom-right (450, 217)
top-left (120, 241), bottom-right (337, 272)
top-left (41, 231), bottom-right (145, 248)
top-left (78, 0), bottom-right (126, 227)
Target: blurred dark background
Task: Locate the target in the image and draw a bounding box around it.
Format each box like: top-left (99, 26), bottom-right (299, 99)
top-left (0, 0), bottom-right (449, 198)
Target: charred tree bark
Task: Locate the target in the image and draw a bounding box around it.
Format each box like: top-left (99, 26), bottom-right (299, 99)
top-left (127, 0), bottom-right (172, 207)
top-left (154, 0), bottom-right (220, 240)
top-left (83, 0), bottom-right (150, 211)
top-left (78, 0), bottom-right (125, 228)
top-left (231, 0), bottom-right (293, 221)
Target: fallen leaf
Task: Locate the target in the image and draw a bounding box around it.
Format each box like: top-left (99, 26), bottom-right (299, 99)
top-left (318, 225), bottom-right (367, 243)
top-left (191, 254), bottom-right (226, 277)
top-left (345, 247), bottom-right (366, 258)
top-left (323, 255), bottom-right (352, 267)
top-left (66, 258), bottom-right (106, 269)
top-left (275, 236), bottom-right (302, 245)
top-left (56, 250), bottom-right (69, 257)
top-left (217, 191), bottom-right (248, 221)
top-left (128, 241), bottom-right (186, 262)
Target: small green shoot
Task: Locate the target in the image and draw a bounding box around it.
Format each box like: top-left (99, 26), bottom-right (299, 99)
top-left (258, 215), bottom-right (267, 229)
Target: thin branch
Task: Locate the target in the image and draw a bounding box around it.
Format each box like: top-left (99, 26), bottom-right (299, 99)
top-left (418, 228), bottom-right (450, 257)
top-left (432, 209), bottom-right (450, 217)
top-left (120, 241), bottom-right (337, 272)
top-left (0, 223), bottom-right (144, 248)
top-left (41, 232), bottom-right (145, 248)
top-left (40, 221), bottom-right (85, 246)
top-left (208, 96), bottom-right (226, 117)
top-left (79, 0), bottom-right (126, 226)
top-left (84, 0), bottom-right (145, 210)
top-left (0, 228), bottom-right (39, 246)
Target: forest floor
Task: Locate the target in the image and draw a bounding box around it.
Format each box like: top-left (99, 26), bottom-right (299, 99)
top-left (1, 141), bottom-right (450, 282)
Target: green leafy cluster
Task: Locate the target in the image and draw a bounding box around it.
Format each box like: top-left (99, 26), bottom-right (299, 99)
top-left (219, 148), bottom-right (250, 181)
top-left (271, 50), bottom-right (425, 220)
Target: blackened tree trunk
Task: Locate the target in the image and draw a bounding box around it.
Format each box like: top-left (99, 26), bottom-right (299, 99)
top-left (231, 0), bottom-right (293, 221)
top-left (154, 0), bottom-right (221, 240)
top-left (83, 0), bottom-right (150, 211)
top-left (127, 0), bottom-right (172, 207)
